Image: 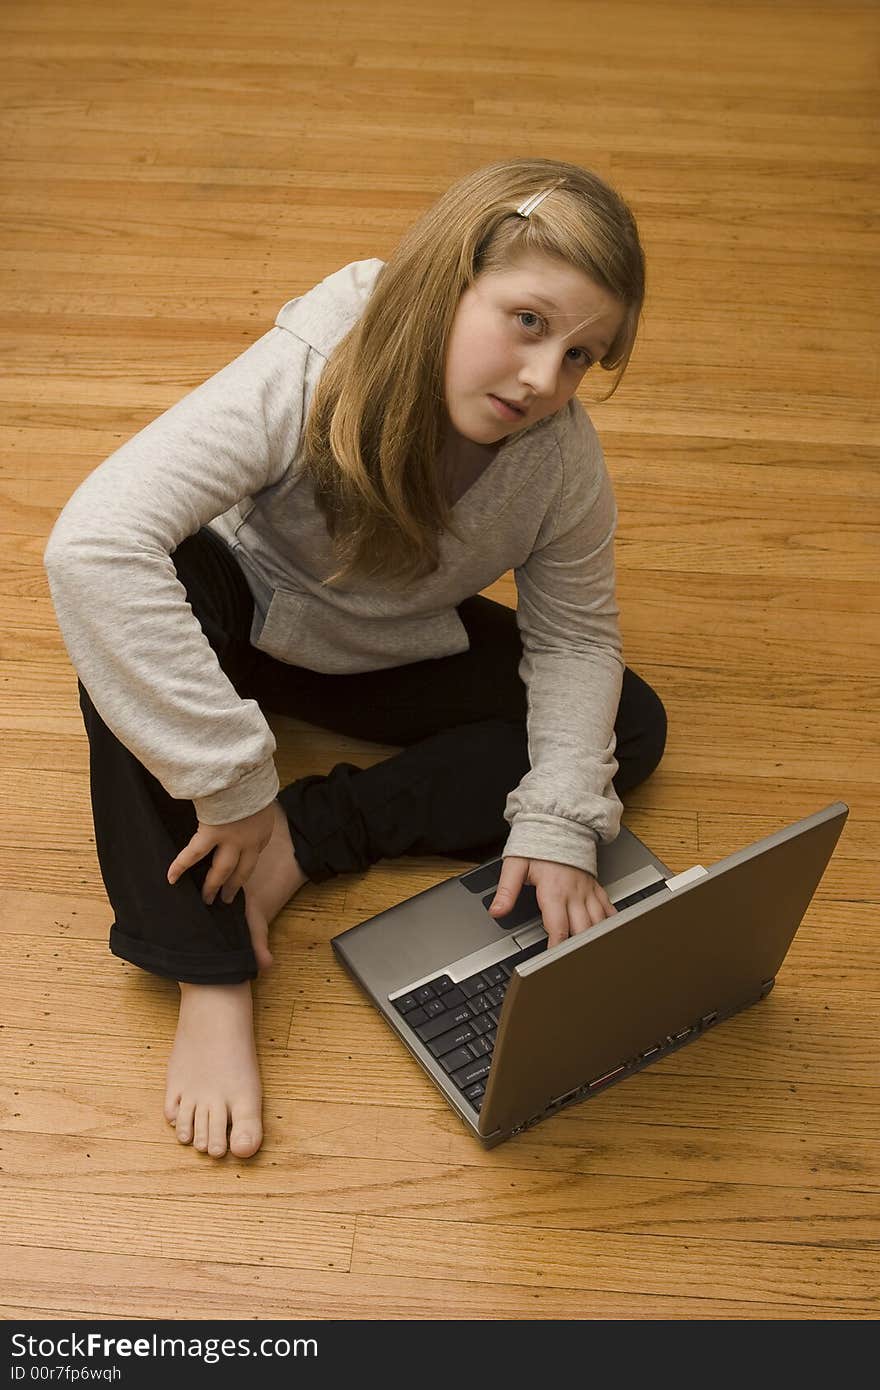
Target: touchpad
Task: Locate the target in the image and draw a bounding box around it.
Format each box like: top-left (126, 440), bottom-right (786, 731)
top-left (482, 884), bottom-right (540, 930)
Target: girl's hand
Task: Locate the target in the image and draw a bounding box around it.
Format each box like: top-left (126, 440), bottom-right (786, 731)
top-left (488, 856), bottom-right (616, 947)
top-left (167, 803), bottom-right (277, 906)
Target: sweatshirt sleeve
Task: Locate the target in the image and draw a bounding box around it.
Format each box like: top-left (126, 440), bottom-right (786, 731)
top-left (44, 324), bottom-right (314, 825)
top-left (502, 413), bottom-right (624, 878)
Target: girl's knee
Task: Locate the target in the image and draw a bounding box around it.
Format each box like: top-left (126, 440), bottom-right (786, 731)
top-left (616, 670), bottom-right (667, 792)
top-left (642, 682), bottom-right (668, 769)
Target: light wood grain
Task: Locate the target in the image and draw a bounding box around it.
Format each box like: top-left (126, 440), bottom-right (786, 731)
top-left (1, 0), bottom-right (878, 1325)
top-left (3, 1241), bottom-right (854, 1320)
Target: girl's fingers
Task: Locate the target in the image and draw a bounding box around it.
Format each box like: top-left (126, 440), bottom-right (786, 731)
top-left (219, 848), bottom-right (260, 905)
top-left (220, 873), bottom-right (243, 906)
top-left (237, 846), bottom-right (262, 888)
top-left (596, 884), bottom-right (617, 917)
top-left (202, 845), bottom-right (240, 904)
top-left (567, 899), bottom-right (593, 937)
top-left (490, 862), bottom-right (619, 944)
top-left (167, 831), bottom-right (212, 884)
top-left (489, 857), bottom-right (527, 916)
top-left (538, 893), bottom-right (569, 948)
top-left (585, 893), bottom-right (609, 927)
top-left (544, 889), bottom-right (616, 944)
top-left (578, 886), bottom-right (616, 928)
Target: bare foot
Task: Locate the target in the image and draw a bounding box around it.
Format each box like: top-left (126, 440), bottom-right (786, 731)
top-left (243, 799), bottom-right (309, 970)
top-left (164, 981), bottom-right (263, 1159)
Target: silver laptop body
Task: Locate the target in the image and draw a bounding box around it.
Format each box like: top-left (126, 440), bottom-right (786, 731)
top-left (332, 802), bottom-right (847, 1147)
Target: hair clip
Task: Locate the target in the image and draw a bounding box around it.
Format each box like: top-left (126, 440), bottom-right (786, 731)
top-left (515, 179), bottom-right (567, 218)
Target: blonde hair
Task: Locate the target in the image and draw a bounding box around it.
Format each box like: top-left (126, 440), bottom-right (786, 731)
top-left (302, 156), bottom-right (645, 588)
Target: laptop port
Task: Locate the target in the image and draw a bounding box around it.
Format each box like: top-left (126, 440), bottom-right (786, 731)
top-left (673, 1027), bottom-right (693, 1042)
top-left (700, 1011), bottom-right (718, 1028)
top-left (640, 1044), bottom-right (661, 1060)
top-left (551, 1087), bottom-right (580, 1108)
top-left (589, 1064), bottom-right (626, 1090)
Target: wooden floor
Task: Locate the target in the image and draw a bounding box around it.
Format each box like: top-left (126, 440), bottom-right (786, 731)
top-left (1, 0), bottom-right (878, 1322)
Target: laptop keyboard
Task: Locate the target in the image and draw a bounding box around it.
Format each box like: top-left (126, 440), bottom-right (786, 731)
top-left (389, 875), bottom-right (670, 1113)
top-left (391, 939), bottom-right (547, 1110)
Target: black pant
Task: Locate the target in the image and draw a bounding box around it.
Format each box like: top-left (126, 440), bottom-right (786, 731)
top-left (78, 527), bottom-right (667, 985)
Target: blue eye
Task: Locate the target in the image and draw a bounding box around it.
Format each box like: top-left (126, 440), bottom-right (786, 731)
top-left (516, 311), bottom-right (592, 369)
top-left (570, 347), bottom-right (593, 369)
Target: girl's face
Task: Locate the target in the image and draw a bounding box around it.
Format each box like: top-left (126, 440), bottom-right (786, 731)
top-left (442, 249), bottom-right (626, 446)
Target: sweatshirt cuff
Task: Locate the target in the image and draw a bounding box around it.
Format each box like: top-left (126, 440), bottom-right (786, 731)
top-left (192, 759), bottom-right (280, 826)
top-left (502, 815), bottom-right (599, 877)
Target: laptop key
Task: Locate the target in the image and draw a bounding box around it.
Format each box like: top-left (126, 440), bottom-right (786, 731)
top-left (393, 993), bottom-right (420, 1014)
top-left (470, 1013), bottom-right (493, 1035)
top-left (432, 975), bottom-right (455, 994)
top-left (452, 1057), bottom-right (492, 1088)
top-left (486, 985), bottom-right (506, 1007)
top-left (426, 1023), bottom-right (476, 1058)
top-left (481, 964), bottom-right (507, 986)
top-left (440, 1045), bottom-right (477, 1074)
top-left (423, 998), bottom-right (447, 1018)
top-left (415, 1003), bottom-right (472, 1042)
top-left (469, 1035), bottom-right (492, 1058)
top-left (414, 985), bottom-right (436, 1005)
top-left (459, 974), bottom-right (488, 998)
top-left (442, 986), bottom-right (466, 1007)
top-left (407, 1006), bottom-right (428, 1027)
top-left (467, 993), bottom-right (491, 1015)
top-left (464, 1081), bottom-right (486, 1100)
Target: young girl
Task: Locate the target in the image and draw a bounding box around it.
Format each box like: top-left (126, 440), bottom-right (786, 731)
top-left (44, 157), bottom-right (667, 1161)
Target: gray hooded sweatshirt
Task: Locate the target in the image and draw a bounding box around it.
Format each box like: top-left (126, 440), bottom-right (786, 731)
top-left (44, 258), bottom-right (624, 876)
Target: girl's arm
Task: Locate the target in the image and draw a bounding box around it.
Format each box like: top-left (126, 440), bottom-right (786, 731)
top-left (44, 323), bottom-right (315, 826)
top-left (504, 421), bottom-right (624, 883)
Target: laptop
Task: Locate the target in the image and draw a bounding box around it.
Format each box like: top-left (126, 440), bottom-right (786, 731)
top-left (332, 801), bottom-right (848, 1147)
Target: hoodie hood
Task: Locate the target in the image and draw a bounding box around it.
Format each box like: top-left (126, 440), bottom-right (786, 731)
top-left (274, 258), bottom-right (386, 357)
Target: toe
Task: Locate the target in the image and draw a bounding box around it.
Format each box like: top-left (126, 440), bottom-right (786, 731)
top-left (193, 1103), bottom-right (210, 1152)
top-left (208, 1103), bottom-right (229, 1158)
top-left (245, 904), bottom-right (274, 972)
top-left (174, 1099), bottom-right (195, 1145)
top-left (229, 1107), bottom-right (263, 1158)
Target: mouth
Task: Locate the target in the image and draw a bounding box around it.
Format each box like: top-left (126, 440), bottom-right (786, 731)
top-left (488, 394), bottom-right (526, 421)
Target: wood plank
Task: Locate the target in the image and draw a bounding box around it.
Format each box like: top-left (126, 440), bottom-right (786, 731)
top-left (3, 1082), bottom-right (876, 1190)
top-left (3, 1020), bottom-right (877, 1187)
top-left (0, 1241), bottom-right (839, 1321)
top-left (1, 1133), bottom-right (877, 1245)
top-left (0, 1306), bottom-right (142, 1321)
top-left (351, 1215), bottom-right (879, 1316)
top-left (0, 1189), bottom-right (354, 1272)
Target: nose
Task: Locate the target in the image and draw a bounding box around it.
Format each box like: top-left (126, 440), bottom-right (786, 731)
top-left (519, 343), bottom-right (563, 401)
